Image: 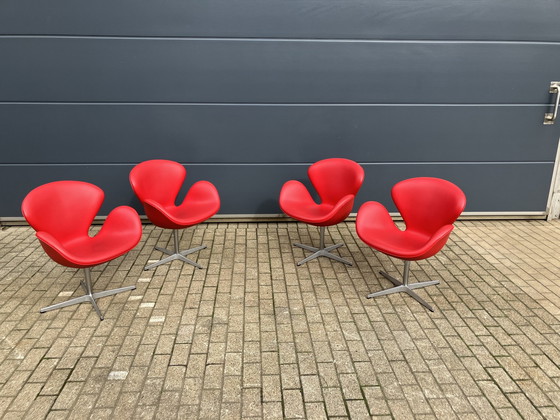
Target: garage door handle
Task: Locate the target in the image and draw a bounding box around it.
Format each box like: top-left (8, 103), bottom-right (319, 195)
top-left (544, 81), bottom-right (560, 125)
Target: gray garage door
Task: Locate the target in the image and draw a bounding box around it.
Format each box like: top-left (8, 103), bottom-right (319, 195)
top-left (1, 0), bottom-right (560, 218)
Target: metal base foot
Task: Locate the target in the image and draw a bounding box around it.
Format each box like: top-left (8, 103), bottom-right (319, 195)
top-left (366, 261), bottom-right (439, 312)
top-left (145, 230), bottom-right (206, 270)
top-left (295, 226), bottom-right (352, 266)
top-left (40, 268), bottom-right (135, 320)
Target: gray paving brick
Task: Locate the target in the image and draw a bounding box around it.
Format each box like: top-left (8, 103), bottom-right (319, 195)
top-left (0, 221), bottom-right (559, 419)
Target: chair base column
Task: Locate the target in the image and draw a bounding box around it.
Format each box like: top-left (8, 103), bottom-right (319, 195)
top-left (40, 267), bottom-right (136, 320)
top-left (145, 230), bottom-right (206, 270)
top-left (366, 261), bottom-right (439, 312)
top-left (294, 226), bottom-right (352, 266)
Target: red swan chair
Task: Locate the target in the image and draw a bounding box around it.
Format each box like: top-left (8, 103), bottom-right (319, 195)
top-left (356, 177), bottom-right (466, 312)
top-left (130, 160), bottom-right (220, 270)
top-left (21, 181), bottom-right (142, 320)
top-left (280, 158), bottom-right (364, 266)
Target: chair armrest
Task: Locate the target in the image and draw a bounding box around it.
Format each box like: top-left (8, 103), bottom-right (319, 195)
top-left (325, 194), bottom-right (355, 225)
top-left (182, 181), bottom-right (221, 212)
top-left (141, 199), bottom-right (175, 228)
top-left (413, 224), bottom-right (455, 260)
top-left (98, 206), bottom-right (142, 244)
top-left (279, 180), bottom-right (316, 210)
top-left (356, 201), bottom-right (398, 232)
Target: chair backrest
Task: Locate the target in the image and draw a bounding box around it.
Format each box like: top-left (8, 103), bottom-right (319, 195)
top-left (308, 158), bottom-right (365, 205)
top-left (21, 181), bottom-right (104, 242)
top-left (129, 160), bottom-right (186, 206)
top-left (392, 177), bottom-right (466, 235)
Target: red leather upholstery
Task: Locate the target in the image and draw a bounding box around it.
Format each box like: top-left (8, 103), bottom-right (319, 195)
top-left (356, 177), bottom-right (466, 261)
top-left (279, 158), bottom-right (364, 266)
top-left (130, 160), bottom-right (220, 229)
top-left (21, 181), bottom-right (142, 268)
top-left (280, 158), bottom-right (364, 227)
top-left (130, 159), bottom-right (220, 270)
top-left (356, 177), bottom-right (466, 311)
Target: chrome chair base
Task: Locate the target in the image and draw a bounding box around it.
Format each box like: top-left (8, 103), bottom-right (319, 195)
top-left (40, 267), bottom-right (135, 320)
top-left (145, 230), bottom-right (206, 270)
top-left (367, 261), bottom-right (439, 312)
top-left (294, 226), bottom-right (352, 266)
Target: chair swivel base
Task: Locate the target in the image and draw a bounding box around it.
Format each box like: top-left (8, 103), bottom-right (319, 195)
top-left (145, 230), bottom-right (206, 270)
top-left (294, 242), bottom-right (352, 266)
top-left (146, 245), bottom-right (206, 270)
top-left (40, 267), bottom-right (135, 320)
top-left (294, 226), bottom-right (352, 266)
top-left (366, 261), bottom-right (439, 312)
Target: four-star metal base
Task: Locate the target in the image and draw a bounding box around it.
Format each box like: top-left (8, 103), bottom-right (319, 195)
top-left (294, 226), bottom-right (352, 266)
top-left (145, 230), bottom-right (206, 270)
top-left (40, 267), bottom-right (136, 320)
top-left (367, 260), bottom-right (439, 312)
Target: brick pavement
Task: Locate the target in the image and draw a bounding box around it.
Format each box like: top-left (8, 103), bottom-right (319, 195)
top-left (0, 220), bottom-right (559, 419)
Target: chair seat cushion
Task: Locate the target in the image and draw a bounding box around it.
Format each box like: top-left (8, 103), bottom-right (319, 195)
top-left (356, 200), bottom-right (455, 261)
top-left (279, 180), bottom-right (355, 227)
top-left (138, 179), bottom-right (220, 229)
top-left (156, 200), bottom-right (220, 228)
top-left (35, 206), bottom-right (142, 268)
top-left (60, 234), bottom-right (140, 267)
top-left (358, 228), bottom-right (433, 260)
top-left (281, 201), bottom-right (335, 225)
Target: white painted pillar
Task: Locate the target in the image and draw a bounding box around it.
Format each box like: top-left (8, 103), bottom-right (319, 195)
top-left (546, 137), bottom-right (560, 220)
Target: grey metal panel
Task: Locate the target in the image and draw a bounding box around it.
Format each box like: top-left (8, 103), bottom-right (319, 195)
top-left (1, 163), bottom-right (553, 217)
top-left (1, 39), bottom-right (560, 104)
top-left (1, 0), bottom-right (559, 42)
top-left (1, 1), bottom-right (559, 218)
top-left (2, 104), bottom-right (558, 164)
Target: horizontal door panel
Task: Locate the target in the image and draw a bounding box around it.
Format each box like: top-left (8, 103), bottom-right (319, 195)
top-left (1, 104), bottom-right (558, 164)
top-left (1, 0), bottom-right (559, 42)
top-left (1, 39), bottom-right (560, 104)
top-left (1, 163), bottom-right (553, 217)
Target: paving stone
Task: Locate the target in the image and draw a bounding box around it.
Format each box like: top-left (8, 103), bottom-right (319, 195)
top-left (241, 387), bottom-right (262, 418)
top-left (283, 389), bottom-right (305, 418)
top-left (323, 387), bottom-right (348, 417)
top-left (0, 221), bottom-right (559, 419)
top-left (262, 401), bottom-right (284, 420)
top-left (301, 375), bottom-right (323, 403)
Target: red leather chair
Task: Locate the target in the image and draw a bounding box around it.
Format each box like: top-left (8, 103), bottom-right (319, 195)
top-left (279, 158), bottom-right (364, 266)
top-left (356, 177), bottom-right (466, 311)
top-left (21, 181), bottom-right (142, 320)
top-left (130, 159), bottom-right (220, 270)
